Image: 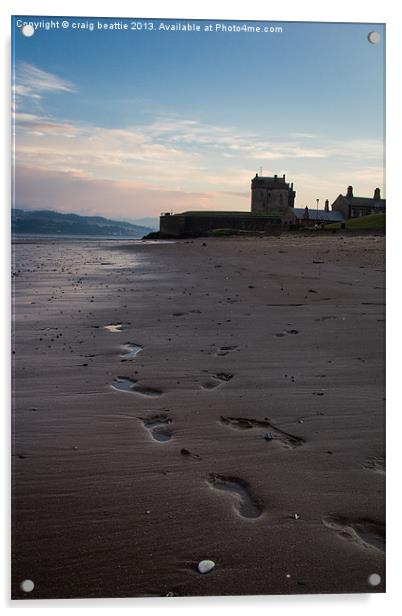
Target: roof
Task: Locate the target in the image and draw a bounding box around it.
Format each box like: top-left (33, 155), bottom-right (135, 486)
top-left (251, 176), bottom-right (291, 189)
top-left (291, 208), bottom-right (345, 222)
top-left (336, 195), bottom-right (386, 208)
top-left (255, 176), bottom-right (286, 181)
top-left (349, 197), bottom-right (385, 208)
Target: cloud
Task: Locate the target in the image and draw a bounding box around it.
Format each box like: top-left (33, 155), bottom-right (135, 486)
top-left (288, 132), bottom-right (321, 139)
top-left (15, 62), bottom-right (76, 95)
top-left (141, 117), bottom-right (327, 160)
top-left (11, 67), bottom-right (384, 216)
top-left (13, 62), bottom-right (77, 112)
top-left (14, 166), bottom-right (222, 218)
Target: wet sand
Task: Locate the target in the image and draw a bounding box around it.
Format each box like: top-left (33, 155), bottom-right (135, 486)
top-left (11, 234), bottom-right (385, 599)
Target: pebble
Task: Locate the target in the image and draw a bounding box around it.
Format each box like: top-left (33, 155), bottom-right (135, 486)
top-left (198, 559), bottom-right (215, 574)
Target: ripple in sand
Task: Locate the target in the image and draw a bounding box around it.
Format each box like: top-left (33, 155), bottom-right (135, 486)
top-left (208, 473), bottom-right (264, 519)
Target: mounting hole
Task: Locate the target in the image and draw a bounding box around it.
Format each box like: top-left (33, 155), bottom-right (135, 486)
top-left (20, 579), bottom-right (34, 592)
top-left (368, 573), bottom-right (381, 586)
top-left (368, 31), bottom-right (380, 44)
top-left (21, 24), bottom-right (35, 37)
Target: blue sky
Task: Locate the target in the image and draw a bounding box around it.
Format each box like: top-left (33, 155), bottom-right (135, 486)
top-left (12, 16), bottom-right (385, 219)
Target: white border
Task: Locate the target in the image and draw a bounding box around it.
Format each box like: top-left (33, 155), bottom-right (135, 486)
top-left (2, 1), bottom-right (401, 614)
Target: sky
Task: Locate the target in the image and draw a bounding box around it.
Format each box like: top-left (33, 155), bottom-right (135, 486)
top-left (12, 16), bottom-right (385, 220)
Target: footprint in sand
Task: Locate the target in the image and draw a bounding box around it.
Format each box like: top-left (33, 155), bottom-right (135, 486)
top-left (362, 456), bottom-right (385, 475)
top-left (139, 413), bottom-right (172, 442)
top-left (207, 473), bottom-right (264, 519)
top-left (180, 447), bottom-right (201, 459)
top-left (111, 377), bottom-right (162, 397)
top-left (120, 343), bottom-right (143, 360)
top-left (322, 515), bottom-right (385, 552)
top-left (274, 329), bottom-right (299, 338)
top-left (201, 373), bottom-right (234, 390)
top-left (219, 416), bottom-right (304, 449)
top-left (104, 323), bottom-right (128, 333)
top-left (215, 345), bottom-right (240, 357)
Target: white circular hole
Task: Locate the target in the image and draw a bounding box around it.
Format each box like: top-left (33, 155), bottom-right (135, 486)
top-left (368, 573), bottom-right (381, 586)
top-left (20, 579), bottom-right (34, 592)
top-left (21, 24), bottom-right (35, 37)
top-left (368, 31), bottom-right (380, 44)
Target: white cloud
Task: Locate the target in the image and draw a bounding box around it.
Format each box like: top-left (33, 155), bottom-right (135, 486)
top-left (13, 62), bottom-right (77, 113)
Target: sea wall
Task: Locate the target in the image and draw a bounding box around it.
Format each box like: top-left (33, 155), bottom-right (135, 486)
top-left (159, 213), bottom-right (282, 237)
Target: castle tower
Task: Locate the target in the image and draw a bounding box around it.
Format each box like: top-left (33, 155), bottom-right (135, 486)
top-left (251, 173), bottom-right (296, 214)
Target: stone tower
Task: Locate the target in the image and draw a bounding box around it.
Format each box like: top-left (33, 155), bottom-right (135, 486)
top-left (251, 173), bottom-right (296, 215)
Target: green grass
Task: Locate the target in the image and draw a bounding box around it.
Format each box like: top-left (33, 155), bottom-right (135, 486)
top-left (324, 213), bottom-right (385, 230)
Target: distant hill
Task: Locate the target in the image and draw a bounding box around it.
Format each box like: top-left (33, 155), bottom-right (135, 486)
top-left (12, 209), bottom-right (152, 237)
top-left (124, 217), bottom-right (158, 230)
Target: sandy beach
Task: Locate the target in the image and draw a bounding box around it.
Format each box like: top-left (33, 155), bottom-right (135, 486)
top-left (11, 233), bottom-right (385, 599)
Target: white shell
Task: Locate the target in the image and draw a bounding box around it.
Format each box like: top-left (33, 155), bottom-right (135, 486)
top-left (198, 559), bottom-right (215, 574)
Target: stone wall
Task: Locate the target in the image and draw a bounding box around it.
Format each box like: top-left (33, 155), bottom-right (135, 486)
top-left (251, 188), bottom-right (290, 214)
top-left (159, 213), bottom-right (282, 237)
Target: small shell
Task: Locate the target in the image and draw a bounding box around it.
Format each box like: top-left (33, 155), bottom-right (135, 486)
top-left (198, 559), bottom-right (215, 574)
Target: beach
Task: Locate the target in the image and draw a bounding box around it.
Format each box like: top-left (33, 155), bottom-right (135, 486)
top-left (11, 233), bottom-right (385, 599)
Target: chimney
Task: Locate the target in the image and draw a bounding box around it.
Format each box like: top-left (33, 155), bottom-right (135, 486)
top-left (346, 185), bottom-right (353, 199)
top-left (274, 174), bottom-right (278, 180)
top-left (374, 187), bottom-right (381, 200)
top-left (282, 174), bottom-right (285, 180)
top-left (324, 199), bottom-right (329, 212)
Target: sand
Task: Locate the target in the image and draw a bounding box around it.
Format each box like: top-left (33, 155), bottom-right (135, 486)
top-left (11, 233), bottom-right (385, 599)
